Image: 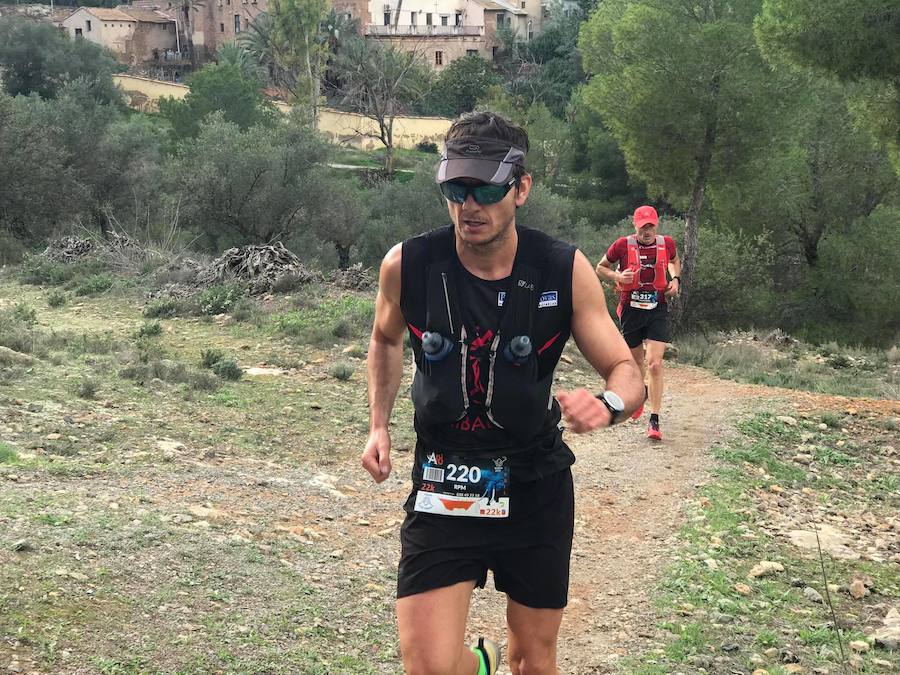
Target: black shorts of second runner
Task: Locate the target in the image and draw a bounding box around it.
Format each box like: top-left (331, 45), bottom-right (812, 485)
top-left (620, 302), bottom-right (670, 349)
top-left (397, 468), bottom-right (574, 609)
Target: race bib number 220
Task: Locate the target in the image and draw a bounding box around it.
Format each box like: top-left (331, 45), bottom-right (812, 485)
top-left (414, 452), bottom-right (510, 518)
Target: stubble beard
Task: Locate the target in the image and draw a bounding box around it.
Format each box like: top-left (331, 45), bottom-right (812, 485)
top-left (459, 217), bottom-right (515, 257)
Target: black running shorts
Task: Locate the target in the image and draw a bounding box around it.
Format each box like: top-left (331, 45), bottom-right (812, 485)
top-left (397, 468), bottom-right (575, 609)
top-left (620, 303), bottom-right (669, 348)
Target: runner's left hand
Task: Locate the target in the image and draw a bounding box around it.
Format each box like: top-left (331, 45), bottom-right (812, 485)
top-left (556, 388), bottom-right (612, 433)
top-left (665, 278), bottom-right (680, 297)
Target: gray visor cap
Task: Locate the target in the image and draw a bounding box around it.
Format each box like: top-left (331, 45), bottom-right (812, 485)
top-left (435, 136), bottom-right (527, 186)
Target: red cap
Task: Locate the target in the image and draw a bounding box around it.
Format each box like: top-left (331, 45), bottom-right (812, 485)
top-left (633, 205), bottom-right (659, 228)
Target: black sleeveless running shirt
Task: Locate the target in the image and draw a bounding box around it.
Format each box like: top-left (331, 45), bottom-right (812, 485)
top-left (400, 224), bottom-right (577, 481)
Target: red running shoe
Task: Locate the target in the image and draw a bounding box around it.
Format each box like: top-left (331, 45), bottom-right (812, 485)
top-left (647, 418), bottom-right (662, 441)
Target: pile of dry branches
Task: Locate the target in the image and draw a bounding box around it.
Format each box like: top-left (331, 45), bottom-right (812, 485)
top-left (197, 243), bottom-right (320, 294)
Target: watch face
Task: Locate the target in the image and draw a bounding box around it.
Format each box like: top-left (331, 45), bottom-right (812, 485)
top-left (604, 391), bottom-right (625, 413)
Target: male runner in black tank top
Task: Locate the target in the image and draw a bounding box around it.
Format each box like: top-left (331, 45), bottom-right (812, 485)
top-left (362, 111), bottom-right (645, 675)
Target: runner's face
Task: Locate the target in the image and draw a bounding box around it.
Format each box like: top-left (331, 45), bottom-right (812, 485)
top-left (635, 222), bottom-right (657, 244)
top-left (446, 175), bottom-right (532, 249)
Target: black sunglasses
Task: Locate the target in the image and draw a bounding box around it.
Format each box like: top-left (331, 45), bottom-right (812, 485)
top-left (439, 178), bottom-right (518, 205)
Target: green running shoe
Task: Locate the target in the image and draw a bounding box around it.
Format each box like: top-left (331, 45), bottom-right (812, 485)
top-left (471, 637), bottom-right (501, 675)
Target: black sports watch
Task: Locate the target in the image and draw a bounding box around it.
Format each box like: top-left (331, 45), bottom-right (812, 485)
top-left (596, 391), bottom-right (625, 425)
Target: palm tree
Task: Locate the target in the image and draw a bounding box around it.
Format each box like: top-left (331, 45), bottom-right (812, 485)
top-left (239, 12), bottom-right (298, 99)
top-left (216, 42), bottom-right (265, 83)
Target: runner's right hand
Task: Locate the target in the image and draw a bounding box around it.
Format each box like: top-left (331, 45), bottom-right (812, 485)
top-left (617, 269), bottom-right (635, 286)
top-left (362, 427), bottom-right (392, 483)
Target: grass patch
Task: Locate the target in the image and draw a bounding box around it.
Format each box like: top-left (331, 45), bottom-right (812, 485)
top-left (143, 297), bottom-right (201, 319)
top-left (134, 321), bottom-right (162, 338)
top-left (673, 332), bottom-right (899, 399)
top-left (74, 274), bottom-right (115, 296)
top-left (274, 295), bottom-right (374, 346)
top-left (0, 441), bottom-right (19, 464)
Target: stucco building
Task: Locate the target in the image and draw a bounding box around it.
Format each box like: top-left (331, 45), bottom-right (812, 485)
top-left (62, 7), bottom-right (180, 66)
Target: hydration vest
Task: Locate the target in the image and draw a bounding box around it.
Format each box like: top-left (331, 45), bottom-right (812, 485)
top-left (617, 235), bottom-right (669, 292)
top-left (400, 225), bottom-right (575, 445)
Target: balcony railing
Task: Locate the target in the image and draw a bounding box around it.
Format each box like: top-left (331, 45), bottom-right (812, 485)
top-left (366, 24), bottom-right (484, 36)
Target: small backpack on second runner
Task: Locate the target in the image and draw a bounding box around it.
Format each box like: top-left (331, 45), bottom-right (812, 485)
top-left (617, 235), bottom-right (668, 292)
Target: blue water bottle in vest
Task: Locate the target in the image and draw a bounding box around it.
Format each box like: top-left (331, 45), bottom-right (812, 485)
top-left (503, 335), bottom-right (532, 364)
top-left (421, 331), bottom-right (453, 362)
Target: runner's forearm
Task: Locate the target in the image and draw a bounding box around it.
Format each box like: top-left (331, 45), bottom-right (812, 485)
top-left (595, 261), bottom-right (619, 284)
top-left (604, 358), bottom-right (645, 416)
top-left (367, 336), bottom-right (404, 431)
top-left (668, 257), bottom-right (681, 280)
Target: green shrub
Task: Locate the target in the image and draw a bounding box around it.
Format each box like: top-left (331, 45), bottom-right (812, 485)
top-left (271, 274), bottom-right (309, 294)
top-left (230, 297), bottom-right (265, 324)
top-left (143, 296), bottom-right (201, 318)
top-left (415, 140), bottom-right (439, 153)
top-left (11, 303), bottom-right (37, 325)
top-left (74, 274), bottom-right (114, 296)
top-left (77, 377), bottom-right (99, 399)
top-left (826, 353), bottom-right (851, 369)
top-left (121, 358), bottom-right (191, 386)
top-left (135, 321), bottom-right (162, 338)
top-left (20, 256), bottom-right (76, 286)
top-left (0, 305), bottom-right (35, 353)
top-left (199, 284), bottom-right (244, 315)
top-left (69, 332), bottom-right (120, 355)
top-left (212, 358), bottom-right (243, 381)
top-left (143, 298), bottom-right (178, 318)
top-left (135, 336), bottom-right (166, 363)
top-left (819, 411), bottom-right (843, 428)
top-left (47, 291), bottom-right (67, 308)
top-left (200, 348), bottom-right (225, 368)
top-left (329, 362), bottom-right (354, 380)
top-left (188, 371), bottom-right (221, 391)
top-left (0, 442), bottom-right (19, 464)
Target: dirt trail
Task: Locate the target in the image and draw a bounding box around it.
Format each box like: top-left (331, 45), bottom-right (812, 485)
top-left (464, 366), bottom-right (759, 674)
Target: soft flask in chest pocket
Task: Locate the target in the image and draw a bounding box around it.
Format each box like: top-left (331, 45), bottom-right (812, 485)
top-left (483, 268), bottom-right (554, 443)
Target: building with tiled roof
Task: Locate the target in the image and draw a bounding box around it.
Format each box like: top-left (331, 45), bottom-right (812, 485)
top-left (62, 6), bottom-right (180, 66)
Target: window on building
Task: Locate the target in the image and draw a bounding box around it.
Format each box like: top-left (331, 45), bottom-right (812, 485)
top-left (435, 50), bottom-right (443, 66)
top-left (521, 0), bottom-right (525, 6)
top-left (410, 11), bottom-right (417, 25)
top-left (440, 15), bottom-right (448, 25)
top-left (75, 27), bottom-right (83, 36)
top-left (467, 49), bottom-right (478, 56)
top-left (425, 12), bottom-right (432, 25)
top-left (234, 13), bottom-right (241, 32)
top-left (384, 11), bottom-right (391, 24)
top-left (455, 12), bottom-right (461, 25)
top-left (220, 22), bottom-right (225, 31)
top-left (86, 19), bottom-right (92, 31)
